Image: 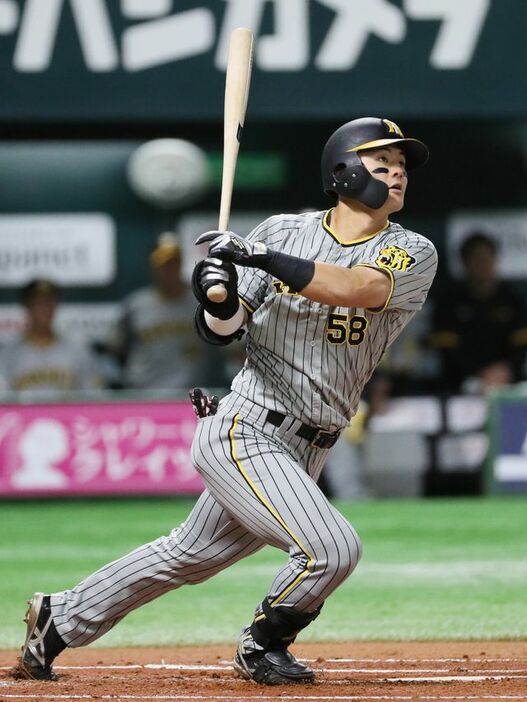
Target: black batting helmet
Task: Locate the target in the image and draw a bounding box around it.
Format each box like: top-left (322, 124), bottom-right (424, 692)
top-left (321, 117), bottom-right (429, 209)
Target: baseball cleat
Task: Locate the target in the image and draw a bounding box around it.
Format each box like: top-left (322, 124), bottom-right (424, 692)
top-left (233, 629), bottom-right (314, 685)
top-left (14, 593), bottom-right (65, 681)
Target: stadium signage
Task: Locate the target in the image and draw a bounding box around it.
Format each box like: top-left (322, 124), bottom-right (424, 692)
top-left (0, 213), bottom-right (116, 285)
top-left (0, 0), bottom-right (519, 120)
top-left (490, 396), bottom-right (527, 491)
top-left (0, 400), bottom-right (204, 497)
top-left (4, 0), bottom-right (489, 73)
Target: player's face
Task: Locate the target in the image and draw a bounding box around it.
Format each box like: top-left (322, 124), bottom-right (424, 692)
top-left (360, 147), bottom-right (408, 212)
top-left (26, 294), bottom-right (57, 332)
top-left (154, 255), bottom-right (182, 295)
top-left (464, 244), bottom-right (497, 284)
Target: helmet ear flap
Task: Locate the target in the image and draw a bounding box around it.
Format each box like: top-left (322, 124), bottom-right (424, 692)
top-left (331, 163), bottom-right (369, 193)
top-left (329, 159), bottom-right (387, 208)
top-left (359, 177), bottom-right (389, 209)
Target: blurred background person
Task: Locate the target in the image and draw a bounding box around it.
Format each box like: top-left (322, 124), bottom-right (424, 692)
top-left (378, 303), bottom-right (439, 396)
top-left (0, 279), bottom-right (100, 395)
top-left (322, 371), bottom-right (396, 500)
top-left (109, 232), bottom-right (222, 391)
top-left (428, 233), bottom-right (527, 394)
top-left (322, 400), bottom-right (371, 500)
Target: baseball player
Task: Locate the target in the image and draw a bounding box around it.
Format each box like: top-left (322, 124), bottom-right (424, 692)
top-left (15, 118), bottom-right (437, 685)
top-left (110, 233), bottom-right (213, 390)
top-left (1, 279), bottom-right (100, 394)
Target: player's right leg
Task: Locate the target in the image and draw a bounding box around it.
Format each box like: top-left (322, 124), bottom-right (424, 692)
top-left (14, 490), bottom-right (265, 680)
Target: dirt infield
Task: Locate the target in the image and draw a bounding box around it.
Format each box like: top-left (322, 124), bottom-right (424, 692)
top-left (2, 640), bottom-right (527, 701)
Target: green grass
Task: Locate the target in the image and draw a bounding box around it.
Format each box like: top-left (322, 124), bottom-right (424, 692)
top-left (1, 496), bottom-right (526, 648)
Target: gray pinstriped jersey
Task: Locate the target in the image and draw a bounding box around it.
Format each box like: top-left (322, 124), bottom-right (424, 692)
top-left (231, 209), bottom-right (437, 432)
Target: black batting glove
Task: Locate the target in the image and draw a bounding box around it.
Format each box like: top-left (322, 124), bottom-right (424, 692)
top-left (191, 256), bottom-right (240, 320)
top-left (195, 230), bottom-right (271, 268)
top-left (189, 388), bottom-right (219, 418)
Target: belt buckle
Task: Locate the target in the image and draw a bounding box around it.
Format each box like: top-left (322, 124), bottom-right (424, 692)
top-left (311, 429), bottom-right (334, 449)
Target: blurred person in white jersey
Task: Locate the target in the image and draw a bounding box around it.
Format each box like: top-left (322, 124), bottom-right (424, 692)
top-left (0, 279), bottom-right (100, 396)
top-left (111, 232), bottom-right (216, 391)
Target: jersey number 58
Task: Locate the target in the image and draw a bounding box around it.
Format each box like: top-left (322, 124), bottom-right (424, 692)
top-left (326, 313), bottom-right (368, 346)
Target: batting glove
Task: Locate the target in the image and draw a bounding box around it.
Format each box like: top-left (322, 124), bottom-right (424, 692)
top-left (192, 256), bottom-right (240, 320)
top-left (189, 387), bottom-right (219, 419)
top-left (195, 231), bottom-right (270, 268)
top-left (195, 230), bottom-right (315, 294)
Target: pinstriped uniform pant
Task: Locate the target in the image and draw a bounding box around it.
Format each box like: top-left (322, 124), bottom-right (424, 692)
top-left (50, 393), bottom-right (362, 648)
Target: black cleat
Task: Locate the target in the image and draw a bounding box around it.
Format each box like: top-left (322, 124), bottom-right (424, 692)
top-left (233, 629), bottom-right (314, 685)
top-left (14, 593), bottom-right (65, 681)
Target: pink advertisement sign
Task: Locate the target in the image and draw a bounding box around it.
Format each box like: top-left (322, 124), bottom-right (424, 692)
top-left (0, 401), bottom-right (204, 497)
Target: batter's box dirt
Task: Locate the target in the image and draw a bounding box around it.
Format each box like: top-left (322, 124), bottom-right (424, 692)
top-left (1, 640), bottom-right (526, 701)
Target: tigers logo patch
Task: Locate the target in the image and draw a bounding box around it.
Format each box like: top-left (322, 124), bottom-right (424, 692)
top-left (376, 245), bottom-right (415, 272)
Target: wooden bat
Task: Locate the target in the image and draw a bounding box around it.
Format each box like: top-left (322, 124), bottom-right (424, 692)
top-left (206, 27), bottom-right (254, 303)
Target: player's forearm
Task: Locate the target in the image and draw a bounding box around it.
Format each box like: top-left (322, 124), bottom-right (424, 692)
top-left (301, 262), bottom-right (391, 309)
top-left (200, 232), bottom-right (391, 310)
top-left (259, 252), bottom-right (391, 308)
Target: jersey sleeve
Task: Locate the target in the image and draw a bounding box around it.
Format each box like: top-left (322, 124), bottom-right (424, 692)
top-left (360, 233), bottom-right (438, 313)
top-left (236, 215), bottom-right (282, 315)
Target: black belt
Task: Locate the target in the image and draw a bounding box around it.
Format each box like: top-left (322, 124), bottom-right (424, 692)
top-left (266, 410), bottom-right (340, 449)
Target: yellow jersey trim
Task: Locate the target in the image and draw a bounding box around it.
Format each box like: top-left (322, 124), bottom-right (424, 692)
top-left (239, 296), bottom-right (254, 315)
top-left (228, 413), bottom-right (314, 607)
top-left (323, 209), bottom-right (389, 247)
top-left (353, 263), bottom-right (394, 314)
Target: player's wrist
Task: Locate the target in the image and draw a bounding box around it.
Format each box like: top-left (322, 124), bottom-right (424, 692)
top-left (204, 304), bottom-right (245, 336)
top-left (259, 250), bottom-right (315, 293)
top-left (194, 305), bottom-right (244, 346)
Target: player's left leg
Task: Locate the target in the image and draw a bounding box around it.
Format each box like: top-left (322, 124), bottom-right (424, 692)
top-left (233, 484), bottom-right (360, 685)
top-left (15, 490), bottom-right (265, 680)
top-left (192, 404), bottom-right (362, 684)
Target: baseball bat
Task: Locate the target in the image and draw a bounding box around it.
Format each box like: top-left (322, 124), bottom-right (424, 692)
top-left (206, 27), bottom-right (254, 303)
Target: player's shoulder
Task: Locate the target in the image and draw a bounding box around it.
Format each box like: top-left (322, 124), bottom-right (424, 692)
top-left (272, 210), bottom-right (325, 228)
top-left (0, 337), bottom-right (24, 361)
top-left (52, 334), bottom-right (90, 354)
top-left (3, 334), bottom-right (76, 355)
top-left (264, 211), bottom-right (325, 231)
top-left (253, 210), bottom-right (325, 239)
top-left (122, 286), bottom-right (157, 309)
top-left (382, 222), bottom-right (437, 259)
top-left (59, 337), bottom-right (98, 368)
top-left (1, 335), bottom-right (39, 356)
